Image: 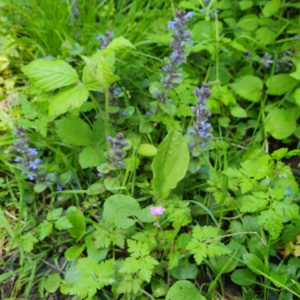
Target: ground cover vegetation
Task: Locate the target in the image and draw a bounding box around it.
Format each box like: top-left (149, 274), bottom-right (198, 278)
top-left (0, 0), bottom-right (300, 299)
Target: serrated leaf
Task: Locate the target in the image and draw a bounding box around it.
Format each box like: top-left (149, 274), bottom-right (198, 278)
top-left (54, 216), bottom-right (73, 230)
top-left (151, 129), bottom-right (189, 199)
top-left (79, 146), bottom-right (103, 168)
top-left (102, 36), bottom-right (135, 54)
top-left (266, 74), bottom-right (297, 95)
top-left (231, 75), bottom-right (263, 102)
top-left (66, 206), bottom-right (86, 239)
top-left (56, 116), bottom-right (92, 146)
top-left (258, 208), bottom-right (284, 239)
top-left (49, 84), bottom-right (89, 116)
top-left (103, 195), bottom-right (141, 229)
top-left (265, 107), bottom-right (298, 140)
top-left (46, 208), bottom-right (63, 221)
top-left (96, 53), bottom-right (119, 89)
top-left (240, 195), bottom-right (269, 213)
top-left (37, 220), bottom-right (53, 240)
top-left (22, 60), bottom-right (78, 92)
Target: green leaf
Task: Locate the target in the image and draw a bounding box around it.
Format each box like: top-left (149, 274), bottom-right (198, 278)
top-left (230, 106), bottom-right (247, 118)
top-left (54, 216), bottom-right (73, 230)
top-left (79, 145), bottom-right (103, 168)
top-left (56, 116), bottom-right (92, 146)
top-left (258, 208), bottom-right (284, 239)
top-left (240, 195), bottom-right (269, 213)
top-left (262, 0), bottom-right (281, 17)
top-left (239, 0), bottom-right (253, 10)
top-left (103, 195), bottom-right (140, 228)
top-left (266, 74), bottom-right (297, 95)
top-left (231, 268), bottom-right (257, 286)
top-left (271, 148), bottom-right (288, 160)
top-left (138, 144), bottom-right (157, 157)
top-left (243, 253), bottom-right (265, 275)
top-left (37, 220), bottom-right (53, 240)
top-left (102, 36), bottom-right (135, 54)
top-left (65, 245), bottom-right (85, 261)
top-left (22, 60), bottom-right (78, 92)
top-left (85, 234), bottom-right (108, 262)
top-left (49, 84), bottom-right (89, 116)
top-left (46, 208), bottom-right (63, 221)
top-left (96, 53), bottom-right (120, 89)
top-left (294, 88), bottom-right (300, 107)
top-left (290, 63), bottom-right (300, 81)
top-left (265, 107), bottom-right (298, 140)
top-left (45, 273), bottom-right (60, 293)
top-left (66, 206), bottom-right (86, 239)
top-left (20, 232), bottom-right (38, 252)
top-left (151, 129), bottom-right (189, 199)
top-left (255, 27), bottom-right (275, 45)
top-left (82, 53), bottom-right (104, 91)
top-left (166, 280), bottom-right (206, 300)
top-left (170, 260), bottom-right (198, 280)
top-left (231, 75), bottom-right (263, 102)
top-left (63, 258), bottom-right (114, 298)
top-left (237, 14), bottom-right (259, 31)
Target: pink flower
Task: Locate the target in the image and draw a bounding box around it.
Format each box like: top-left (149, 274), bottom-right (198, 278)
top-left (150, 206), bottom-right (165, 215)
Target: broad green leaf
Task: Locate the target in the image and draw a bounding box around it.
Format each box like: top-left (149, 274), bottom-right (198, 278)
top-left (265, 107), bottom-right (298, 140)
top-left (151, 129), bottom-right (189, 199)
top-left (49, 84), bottom-right (89, 116)
top-left (20, 232), bottom-right (38, 252)
top-left (266, 74), bottom-right (297, 95)
top-left (230, 106), bottom-right (247, 118)
top-left (262, 0), bottom-right (281, 17)
top-left (66, 206), bottom-right (86, 239)
top-left (231, 75), bottom-right (263, 102)
top-left (231, 268), bottom-right (257, 286)
top-left (65, 245), bottom-right (85, 260)
top-left (239, 0), bottom-right (253, 10)
top-left (22, 60), bottom-right (78, 92)
top-left (170, 259), bottom-right (198, 280)
top-left (255, 27), bottom-right (275, 45)
top-left (166, 280), bottom-right (206, 300)
top-left (243, 253), bottom-right (266, 275)
top-left (79, 146), bottom-right (103, 168)
top-left (56, 116), bottom-right (92, 146)
top-left (103, 195), bottom-right (140, 228)
top-left (45, 273), bottom-right (60, 293)
top-left (102, 36), bottom-right (135, 54)
top-left (237, 14), bottom-right (259, 31)
top-left (138, 144), bottom-right (157, 156)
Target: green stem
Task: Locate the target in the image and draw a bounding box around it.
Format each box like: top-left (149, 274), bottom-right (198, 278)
top-left (104, 88), bottom-right (110, 148)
